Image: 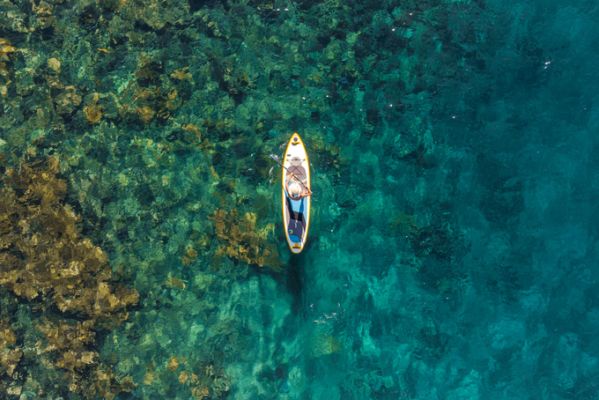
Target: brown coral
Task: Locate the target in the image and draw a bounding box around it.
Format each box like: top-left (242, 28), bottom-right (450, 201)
top-left (170, 67), bottom-right (192, 81)
top-left (0, 321), bottom-right (22, 378)
top-left (34, 318), bottom-right (134, 399)
top-left (181, 243), bottom-right (198, 266)
top-left (0, 38), bottom-right (17, 60)
top-left (84, 103), bottom-right (103, 124)
top-left (55, 85), bottom-right (82, 116)
top-left (167, 356), bottom-right (179, 371)
top-left (83, 92), bottom-right (104, 124)
top-left (47, 57), bottom-right (61, 74)
top-left (0, 157), bottom-right (138, 322)
top-left (37, 319), bottom-right (97, 371)
top-left (210, 208), bottom-right (280, 268)
top-left (0, 157), bottom-right (138, 398)
top-left (0, 38), bottom-right (16, 97)
top-left (136, 105), bottom-right (155, 124)
top-left (172, 361), bottom-right (229, 399)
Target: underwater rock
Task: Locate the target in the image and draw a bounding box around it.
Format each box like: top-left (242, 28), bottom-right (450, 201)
top-left (171, 66), bottom-right (192, 81)
top-left (54, 86), bottom-right (82, 116)
top-left (136, 105), bottom-right (155, 124)
top-left (14, 67), bottom-right (37, 97)
top-left (83, 93), bottom-right (103, 124)
top-left (0, 4), bottom-right (29, 33)
top-left (47, 57), bottom-right (61, 74)
top-left (0, 38), bottom-right (17, 59)
top-left (31, 1), bottom-right (55, 31)
top-left (310, 333), bottom-right (342, 358)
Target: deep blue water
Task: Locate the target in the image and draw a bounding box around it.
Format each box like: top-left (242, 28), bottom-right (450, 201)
top-left (274, 1), bottom-right (599, 398)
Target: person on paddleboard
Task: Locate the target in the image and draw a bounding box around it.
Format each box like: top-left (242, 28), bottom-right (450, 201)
top-left (287, 177), bottom-right (312, 200)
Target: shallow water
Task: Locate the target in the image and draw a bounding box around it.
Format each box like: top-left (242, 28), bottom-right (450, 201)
top-left (1, 1), bottom-right (598, 399)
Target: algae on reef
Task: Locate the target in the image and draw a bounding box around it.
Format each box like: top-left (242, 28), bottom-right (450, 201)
top-left (211, 208), bottom-right (280, 268)
top-left (0, 320), bottom-right (22, 379)
top-left (0, 157), bottom-right (138, 399)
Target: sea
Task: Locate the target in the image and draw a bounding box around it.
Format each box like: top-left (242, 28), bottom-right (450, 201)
top-left (0, 1), bottom-right (598, 399)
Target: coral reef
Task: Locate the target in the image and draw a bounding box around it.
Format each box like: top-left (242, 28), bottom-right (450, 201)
top-left (0, 158), bottom-right (138, 398)
top-left (0, 320), bottom-right (22, 380)
top-left (3, 0), bottom-right (590, 399)
top-left (0, 38), bottom-right (16, 97)
top-left (0, 157), bottom-right (138, 322)
top-left (211, 208), bottom-right (280, 268)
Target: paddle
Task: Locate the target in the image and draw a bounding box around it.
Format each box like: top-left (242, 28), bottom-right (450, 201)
top-left (269, 154), bottom-right (313, 196)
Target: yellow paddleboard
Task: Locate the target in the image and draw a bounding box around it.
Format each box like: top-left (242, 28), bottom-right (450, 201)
top-left (282, 133), bottom-right (311, 253)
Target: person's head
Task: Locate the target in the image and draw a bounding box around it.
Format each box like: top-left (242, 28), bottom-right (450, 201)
top-left (289, 181), bottom-right (302, 199)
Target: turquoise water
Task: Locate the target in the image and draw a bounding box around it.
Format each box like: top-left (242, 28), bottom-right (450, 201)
top-left (1, 0), bottom-right (599, 399)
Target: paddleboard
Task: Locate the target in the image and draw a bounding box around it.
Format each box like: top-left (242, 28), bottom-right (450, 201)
top-left (282, 133), bottom-right (311, 254)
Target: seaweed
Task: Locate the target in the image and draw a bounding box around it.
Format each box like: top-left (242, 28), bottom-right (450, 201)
top-left (0, 38), bottom-right (16, 97)
top-left (210, 208), bottom-right (280, 268)
top-left (0, 157), bottom-right (138, 398)
top-left (0, 320), bottom-right (22, 380)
